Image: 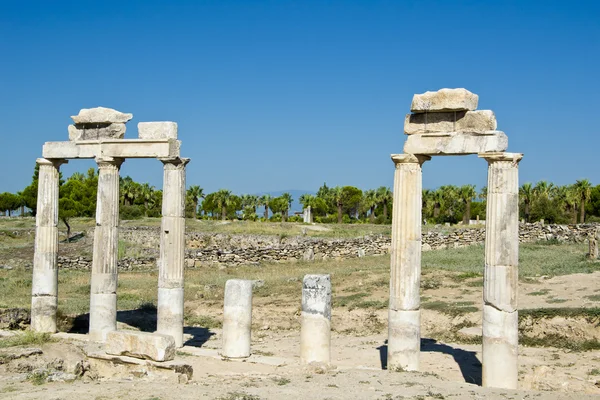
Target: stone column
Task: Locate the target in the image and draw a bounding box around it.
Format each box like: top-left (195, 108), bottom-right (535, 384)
top-left (31, 158), bottom-right (67, 332)
top-left (89, 156), bottom-right (123, 342)
top-left (157, 157), bottom-right (189, 347)
top-left (479, 152), bottom-right (523, 389)
top-left (222, 279), bottom-right (253, 358)
top-left (388, 153), bottom-right (429, 372)
top-left (300, 274), bottom-right (332, 364)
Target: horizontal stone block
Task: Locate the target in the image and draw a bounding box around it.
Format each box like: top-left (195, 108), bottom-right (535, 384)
top-left (68, 123), bottom-right (126, 141)
top-left (404, 110), bottom-right (496, 134)
top-left (403, 131), bottom-right (508, 156)
top-left (71, 107), bottom-right (133, 124)
top-left (106, 330), bottom-right (176, 362)
top-left (138, 122), bottom-right (178, 140)
top-left (43, 139), bottom-right (181, 159)
top-left (411, 88), bottom-right (478, 113)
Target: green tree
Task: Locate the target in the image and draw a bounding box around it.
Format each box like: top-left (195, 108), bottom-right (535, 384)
top-left (574, 179), bottom-right (592, 223)
top-left (260, 194), bottom-right (272, 220)
top-left (187, 185), bottom-right (204, 219)
top-left (280, 192), bottom-right (293, 222)
top-left (459, 184), bottom-right (477, 224)
top-left (519, 183), bottom-right (534, 222)
top-left (214, 189), bottom-right (233, 220)
top-left (0, 193), bottom-right (20, 216)
top-left (376, 187), bottom-right (392, 221)
top-left (363, 189), bottom-right (378, 223)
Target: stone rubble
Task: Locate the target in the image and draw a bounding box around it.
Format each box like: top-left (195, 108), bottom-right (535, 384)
top-left (105, 330), bottom-right (176, 362)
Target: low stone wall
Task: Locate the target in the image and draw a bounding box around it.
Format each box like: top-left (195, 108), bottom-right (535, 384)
top-left (55, 223), bottom-right (599, 270)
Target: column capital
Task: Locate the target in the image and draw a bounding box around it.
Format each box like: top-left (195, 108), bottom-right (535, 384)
top-left (159, 157), bottom-right (190, 168)
top-left (391, 153), bottom-right (430, 166)
top-left (478, 152), bottom-right (523, 165)
top-left (95, 156), bottom-right (124, 169)
top-left (36, 158), bottom-right (68, 168)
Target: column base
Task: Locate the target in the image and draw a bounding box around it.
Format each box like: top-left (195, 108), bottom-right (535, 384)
top-left (300, 312), bottom-right (331, 365)
top-left (482, 304), bottom-right (518, 389)
top-left (388, 309), bottom-right (420, 372)
top-left (31, 296), bottom-right (57, 333)
top-left (157, 287), bottom-right (184, 347)
top-left (89, 293), bottom-right (117, 342)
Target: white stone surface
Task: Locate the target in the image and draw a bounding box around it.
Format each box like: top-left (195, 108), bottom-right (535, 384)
top-left (31, 158), bottom-right (65, 333)
top-left (388, 154), bottom-right (428, 372)
top-left (43, 139), bottom-right (181, 159)
top-left (404, 110), bottom-right (496, 134)
top-left (89, 157), bottom-right (123, 342)
top-left (138, 122), bottom-right (178, 139)
top-left (106, 330), bottom-right (176, 362)
top-left (410, 88), bottom-right (478, 113)
top-left (300, 274), bottom-right (331, 365)
top-left (68, 123), bottom-right (126, 141)
top-left (403, 131), bottom-right (508, 155)
top-left (157, 158), bottom-right (189, 348)
top-left (222, 279), bottom-right (253, 358)
top-left (71, 107), bottom-right (133, 124)
top-left (482, 304), bottom-right (518, 389)
top-left (388, 309), bottom-right (420, 371)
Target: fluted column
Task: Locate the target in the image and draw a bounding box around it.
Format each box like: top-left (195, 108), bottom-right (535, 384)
top-left (388, 153), bottom-right (429, 372)
top-left (157, 157), bottom-right (189, 347)
top-left (31, 158), bottom-right (67, 332)
top-left (479, 152), bottom-right (523, 389)
top-left (89, 156), bottom-right (124, 341)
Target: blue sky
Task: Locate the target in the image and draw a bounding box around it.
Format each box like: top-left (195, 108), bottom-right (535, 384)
top-left (1, 0), bottom-right (598, 196)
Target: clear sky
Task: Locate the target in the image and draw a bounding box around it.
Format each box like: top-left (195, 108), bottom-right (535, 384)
top-left (1, 0), bottom-right (598, 195)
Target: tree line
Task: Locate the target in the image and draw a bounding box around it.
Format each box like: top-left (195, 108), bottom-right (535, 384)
top-left (1, 165), bottom-right (599, 230)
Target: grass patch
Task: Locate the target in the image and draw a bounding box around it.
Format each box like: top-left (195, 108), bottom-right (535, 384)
top-left (450, 272), bottom-right (481, 282)
top-left (272, 377), bottom-right (290, 386)
top-left (422, 301), bottom-right (478, 317)
top-left (0, 331), bottom-right (54, 349)
top-left (546, 298), bottom-right (568, 304)
top-left (334, 293), bottom-right (369, 308)
top-left (185, 314), bottom-right (221, 329)
top-left (528, 289), bottom-right (550, 296)
top-left (585, 295), bottom-right (600, 302)
top-left (215, 392), bottom-right (261, 400)
top-left (27, 370), bottom-right (48, 385)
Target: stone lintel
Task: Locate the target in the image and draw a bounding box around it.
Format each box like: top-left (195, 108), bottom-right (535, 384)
top-left (478, 152), bottom-right (524, 164)
top-left (42, 139), bottom-right (181, 159)
top-left (403, 131), bottom-right (508, 156)
top-left (390, 153), bottom-right (431, 165)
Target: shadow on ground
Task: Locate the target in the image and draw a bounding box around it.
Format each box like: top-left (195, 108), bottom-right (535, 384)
top-left (377, 338), bottom-right (482, 385)
top-left (61, 305), bottom-right (214, 348)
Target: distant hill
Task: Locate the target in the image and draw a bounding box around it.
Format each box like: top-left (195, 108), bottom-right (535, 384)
top-left (253, 189), bottom-right (315, 214)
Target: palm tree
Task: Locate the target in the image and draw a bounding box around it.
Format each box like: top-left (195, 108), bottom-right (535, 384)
top-left (331, 186), bottom-right (344, 224)
top-left (280, 192), bottom-right (293, 222)
top-left (519, 183), bottom-right (534, 222)
top-left (422, 189), bottom-right (434, 221)
top-left (574, 179), bottom-right (592, 223)
top-left (187, 185), bottom-right (204, 219)
top-left (459, 185), bottom-right (477, 224)
top-left (363, 189), bottom-right (378, 223)
top-left (376, 186), bottom-right (392, 220)
top-left (432, 189), bottom-right (444, 219)
top-left (215, 189), bottom-right (232, 220)
top-left (139, 183), bottom-right (154, 216)
top-left (121, 177), bottom-right (137, 206)
top-left (533, 181), bottom-right (553, 201)
top-left (260, 194), bottom-right (272, 220)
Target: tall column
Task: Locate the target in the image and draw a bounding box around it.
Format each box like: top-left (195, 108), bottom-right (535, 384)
top-left (31, 158), bottom-right (67, 332)
top-left (157, 157), bottom-right (189, 347)
top-left (300, 274), bottom-right (332, 365)
top-left (388, 153), bottom-right (429, 372)
top-left (479, 152), bottom-right (523, 389)
top-left (89, 156), bottom-right (123, 342)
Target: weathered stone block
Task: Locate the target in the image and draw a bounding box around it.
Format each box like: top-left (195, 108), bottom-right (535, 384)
top-left (68, 123), bottom-right (126, 141)
top-left (71, 107), bottom-right (133, 124)
top-left (411, 88), bottom-right (478, 113)
top-left (138, 122), bottom-right (178, 140)
top-left (403, 131), bottom-right (508, 155)
top-left (105, 330), bottom-right (176, 362)
top-left (404, 110), bottom-right (496, 134)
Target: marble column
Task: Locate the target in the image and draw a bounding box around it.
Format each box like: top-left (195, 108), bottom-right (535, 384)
top-left (89, 156), bottom-right (124, 342)
top-left (222, 279), bottom-right (253, 358)
top-left (157, 157), bottom-right (189, 347)
top-left (300, 274), bottom-right (331, 365)
top-left (479, 152), bottom-right (523, 389)
top-left (388, 153), bottom-right (429, 372)
top-left (31, 158), bottom-right (67, 332)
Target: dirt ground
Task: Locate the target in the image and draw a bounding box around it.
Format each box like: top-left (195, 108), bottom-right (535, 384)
top-left (1, 273), bottom-right (599, 400)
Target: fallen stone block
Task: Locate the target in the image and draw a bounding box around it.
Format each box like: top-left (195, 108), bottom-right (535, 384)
top-left (411, 88), bottom-right (478, 113)
top-left (138, 122), bottom-right (178, 139)
top-left (68, 123), bottom-right (126, 141)
top-left (403, 131), bottom-right (508, 155)
top-left (71, 107), bottom-right (133, 124)
top-left (404, 110), bottom-right (496, 134)
top-left (105, 330), bottom-right (176, 362)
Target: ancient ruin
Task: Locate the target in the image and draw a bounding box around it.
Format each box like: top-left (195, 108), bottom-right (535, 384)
top-left (222, 279), bottom-right (253, 358)
top-left (389, 88), bottom-right (522, 389)
top-left (31, 107), bottom-right (190, 347)
top-left (300, 274), bottom-right (332, 365)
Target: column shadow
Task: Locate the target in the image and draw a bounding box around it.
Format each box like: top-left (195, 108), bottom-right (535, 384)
top-left (376, 338), bottom-right (482, 385)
